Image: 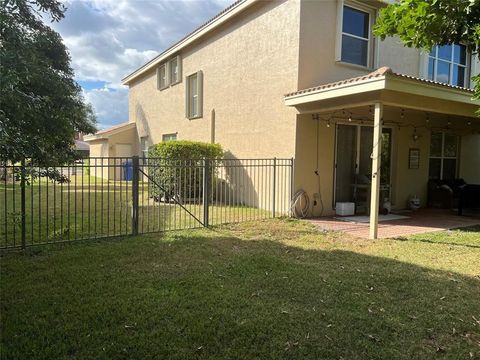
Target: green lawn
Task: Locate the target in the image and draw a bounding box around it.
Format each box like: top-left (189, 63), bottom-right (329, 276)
top-left (1, 177), bottom-right (270, 248)
top-left (1, 220), bottom-right (479, 359)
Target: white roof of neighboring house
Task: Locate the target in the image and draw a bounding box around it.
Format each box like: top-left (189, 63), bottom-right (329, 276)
top-left (75, 140), bottom-right (90, 151)
top-left (84, 122), bottom-right (136, 141)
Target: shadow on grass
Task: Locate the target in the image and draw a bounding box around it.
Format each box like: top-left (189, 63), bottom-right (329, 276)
top-left (1, 229), bottom-right (479, 359)
top-left (458, 225), bottom-right (480, 233)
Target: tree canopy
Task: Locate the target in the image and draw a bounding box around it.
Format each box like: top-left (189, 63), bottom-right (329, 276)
top-left (373, 0), bottom-right (480, 103)
top-left (0, 0), bottom-right (97, 165)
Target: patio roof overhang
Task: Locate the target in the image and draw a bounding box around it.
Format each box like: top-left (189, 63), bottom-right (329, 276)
top-left (284, 67), bottom-right (479, 239)
top-left (284, 67), bottom-right (479, 118)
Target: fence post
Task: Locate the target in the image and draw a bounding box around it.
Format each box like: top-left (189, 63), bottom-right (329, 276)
top-left (20, 158), bottom-right (26, 249)
top-left (290, 157), bottom-right (294, 217)
top-left (203, 158), bottom-right (210, 227)
top-left (272, 157), bottom-right (277, 218)
top-left (131, 156), bottom-right (139, 236)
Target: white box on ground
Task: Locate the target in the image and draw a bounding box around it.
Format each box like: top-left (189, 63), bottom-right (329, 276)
top-left (336, 202), bottom-right (355, 216)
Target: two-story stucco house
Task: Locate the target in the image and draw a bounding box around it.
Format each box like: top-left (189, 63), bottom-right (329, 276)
top-left (85, 0), bottom-right (480, 238)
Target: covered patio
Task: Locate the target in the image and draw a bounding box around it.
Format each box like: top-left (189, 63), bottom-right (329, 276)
top-left (309, 208), bottom-right (480, 239)
top-left (286, 67), bottom-right (480, 239)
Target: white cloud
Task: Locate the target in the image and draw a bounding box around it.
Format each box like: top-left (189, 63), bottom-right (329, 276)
top-left (49, 0), bottom-right (234, 127)
top-left (83, 86), bottom-right (128, 129)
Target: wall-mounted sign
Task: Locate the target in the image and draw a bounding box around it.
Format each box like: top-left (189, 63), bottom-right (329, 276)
top-left (409, 148), bottom-right (420, 169)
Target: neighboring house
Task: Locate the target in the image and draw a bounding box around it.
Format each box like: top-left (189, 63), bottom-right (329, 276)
top-left (85, 0), bottom-right (480, 237)
top-left (74, 132), bottom-right (90, 158)
top-left (84, 122), bottom-right (137, 179)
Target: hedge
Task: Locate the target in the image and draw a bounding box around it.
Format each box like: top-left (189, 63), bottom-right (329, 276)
top-left (147, 140), bottom-right (223, 201)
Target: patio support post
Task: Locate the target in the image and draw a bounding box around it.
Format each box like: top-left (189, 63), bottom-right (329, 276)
top-left (369, 102), bottom-right (383, 239)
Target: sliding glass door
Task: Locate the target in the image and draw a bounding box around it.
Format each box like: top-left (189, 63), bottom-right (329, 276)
top-left (334, 124), bottom-right (392, 213)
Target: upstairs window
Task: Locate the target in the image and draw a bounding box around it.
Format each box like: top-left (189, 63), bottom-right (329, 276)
top-left (157, 55), bottom-right (182, 90)
top-left (157, 63), bottom-right (168, 90)
top-left (429, 131), bottom-right (458, 180)
top-left (169, 56), bottom-right (181, 84)
top-left (186, 71), bottom-right (203, 119)
top-left (341, 5), bottom-right (372, 67)
top-left (428, 44), bottom-right (468, 87)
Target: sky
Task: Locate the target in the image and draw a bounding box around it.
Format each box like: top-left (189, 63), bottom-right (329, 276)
top-left (48, 0), bottom-right (234, 129)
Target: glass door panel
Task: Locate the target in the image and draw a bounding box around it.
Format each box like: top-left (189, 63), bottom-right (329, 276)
top-left (335, 125), bottom-right (357, 203)
top-left (359, 126), bottom-right (373, 180)
top-left (334, 124), bottom-right (393, 213)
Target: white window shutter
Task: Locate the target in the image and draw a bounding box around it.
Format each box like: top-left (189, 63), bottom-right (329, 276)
top-left (197, 70), bottom-right (203, 118)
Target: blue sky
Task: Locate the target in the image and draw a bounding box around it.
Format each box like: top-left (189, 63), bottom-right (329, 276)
top-left (50, 0), bottom-right (233, 129)
top-left (77, 80), bottom-right (107, 91)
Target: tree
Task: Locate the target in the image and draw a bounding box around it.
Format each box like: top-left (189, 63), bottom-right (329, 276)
top-left (0, 0), bottom-right (96, 165)
top-left (373, 0), bottom-right (480, 104)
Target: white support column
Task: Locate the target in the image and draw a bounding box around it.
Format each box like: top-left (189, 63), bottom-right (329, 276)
top-left (369, 102), bottom-right (383, 239)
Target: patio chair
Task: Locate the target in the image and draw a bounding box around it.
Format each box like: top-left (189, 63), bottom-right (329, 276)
top-left (458, 184), bottom-right (480, 216)
top-left (427, 178), bottom-right (466, 209)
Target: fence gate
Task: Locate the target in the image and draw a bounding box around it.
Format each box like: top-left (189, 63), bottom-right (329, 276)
top-left (0, 157), bottom-right (293, 250)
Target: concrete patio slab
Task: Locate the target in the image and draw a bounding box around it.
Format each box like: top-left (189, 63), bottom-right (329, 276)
top-left (308, 209), bottom-right (480, 239)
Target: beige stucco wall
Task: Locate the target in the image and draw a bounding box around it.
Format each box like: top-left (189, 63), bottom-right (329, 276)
top-left (87, 127), bottom-right (138, 179)
top-left (393, 115), bottom-right (431, 209)
top-left (89, 140), bottom-right (109, 158)
top-left (128, 0), bottom-right (300, 159)
top-left (109, 128), bottom-right (138, 157)
top-left (294, 114), bottom-right (336, 216)
top-left (123, 0), bottom-right (479, 216)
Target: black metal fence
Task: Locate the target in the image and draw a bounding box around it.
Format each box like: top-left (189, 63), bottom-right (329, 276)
top-left (1, 157), bottom-right (293, 249)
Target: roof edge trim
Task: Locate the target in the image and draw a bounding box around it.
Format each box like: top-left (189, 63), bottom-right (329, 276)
top-left (122, 0), bottom-right (257, 85)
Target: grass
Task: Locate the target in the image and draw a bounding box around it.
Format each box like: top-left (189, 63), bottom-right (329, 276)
top-left (0, 177), bottom-right (271, 248)
top-left (1, 219), bottom-right (479, 359)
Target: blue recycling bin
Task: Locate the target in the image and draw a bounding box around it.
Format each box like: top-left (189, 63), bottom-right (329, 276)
top-left (123, 160), bottom-right (133, 181)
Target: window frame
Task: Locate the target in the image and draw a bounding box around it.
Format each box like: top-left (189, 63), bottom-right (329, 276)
top-left (427, 44), bottom-right (470, 87)
top-left (140, 136), bottom-right (149, 158)
top-left (162, 133), bottom-right (177, 142)
top-left (336, 1), bottom-right (376, 69)
top-left (185, 71), bottom-right (203, 119)
top-left (429, 131), bottom-right (459, 180)
top-left (169, 55), bottom-right (182, 86)
top-left (157, 63), bottom-right (169, 90)
top-left (157, 55), bottom-right (182, 90)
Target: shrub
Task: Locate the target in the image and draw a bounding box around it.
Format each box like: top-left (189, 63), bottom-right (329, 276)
top-left (147, 141), bottom-right (223, 202)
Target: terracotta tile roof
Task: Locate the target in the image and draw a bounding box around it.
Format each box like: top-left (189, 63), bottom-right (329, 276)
top-left (285, 66), bottom-right (475, 98)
